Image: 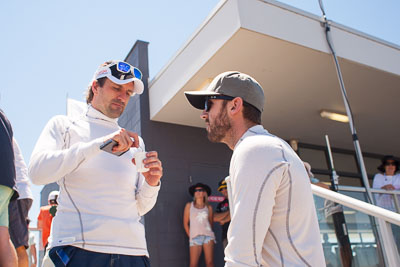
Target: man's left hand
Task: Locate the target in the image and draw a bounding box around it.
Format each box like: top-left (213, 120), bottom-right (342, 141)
top-left (132, 151), bottom-right (163, 186)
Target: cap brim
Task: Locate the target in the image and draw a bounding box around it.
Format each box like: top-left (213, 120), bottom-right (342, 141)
top-left (133, 79), bottom-right (144, 95)
top-left (184, 91), bottom-right (221, 110)
top-left (107, 76), bottom-right (144, 95)
top-left (218, 185), bottom-right (227, 191)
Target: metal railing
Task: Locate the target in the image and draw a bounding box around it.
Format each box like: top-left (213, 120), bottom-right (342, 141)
top-left (312, 184), bottom-right (400, 266)
top-left (338, 185), bottom-right (400, 213)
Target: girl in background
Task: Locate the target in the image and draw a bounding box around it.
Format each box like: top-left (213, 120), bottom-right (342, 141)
top-left (183, 183), bottom-right (215, 267)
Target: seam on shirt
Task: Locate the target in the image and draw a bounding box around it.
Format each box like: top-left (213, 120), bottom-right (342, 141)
top-left (248, 129), bottom-right (273, 137)
top-left (61, 122), bottom-right (86, 248)
top-left (253, 162), bottom-right (287, 267)
top-left (269, 229), bottom-right (284, 267)
top-left (281, 145), bottom-right (311, 267)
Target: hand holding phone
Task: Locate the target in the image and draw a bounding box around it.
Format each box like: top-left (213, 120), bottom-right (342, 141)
top-left (99, 129), bottom-right (139, 156)
top-left (100, 139), bottom-right (129, 156)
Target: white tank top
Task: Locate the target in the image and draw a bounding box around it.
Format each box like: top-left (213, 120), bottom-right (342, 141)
top-left (189, 202), bottom-right (215, 240)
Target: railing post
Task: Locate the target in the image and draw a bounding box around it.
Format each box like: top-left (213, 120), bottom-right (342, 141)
top-left (376, 218), bottom-right (400, 266)
top-left (393, 194), bottom-right (400, 214)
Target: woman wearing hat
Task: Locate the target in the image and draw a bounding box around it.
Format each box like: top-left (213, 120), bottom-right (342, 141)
top-left (372, 155), bottom-right (400, 252)
top-left (372, 155), bottom-right (400, 211)
top-left (183, 183), bottom-right (215, 267)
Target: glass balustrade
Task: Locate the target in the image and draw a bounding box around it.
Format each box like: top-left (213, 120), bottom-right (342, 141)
top-left (314, 191), bottom-right (390, 267)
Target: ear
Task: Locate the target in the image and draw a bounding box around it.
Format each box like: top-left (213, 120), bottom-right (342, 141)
top-left (228, 97), bottom-right (243, 116)
top-left (92, 80), bottom-right (99, 95)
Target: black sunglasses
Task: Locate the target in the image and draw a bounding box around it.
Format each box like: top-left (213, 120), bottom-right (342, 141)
top-left (194, 188), bottom-right (205, 192)
top-left (385, 161), bottom-right (397, 166)
top-left (204, 95), bottom-right (234, 112)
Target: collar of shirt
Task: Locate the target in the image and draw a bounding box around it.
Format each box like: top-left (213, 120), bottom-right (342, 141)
top-left (233, 125), bottom-right (269, 151)
top-left (86, 105), bottom-right (119, 125)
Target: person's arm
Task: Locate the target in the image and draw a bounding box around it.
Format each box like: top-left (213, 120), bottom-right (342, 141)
top-left (213, 210), bottom-right (229, 223)
top-left (225, 143), bottom-right (286, 267)
top-left (372, 174), bottom-right (395, 190)
top-left (183, 203), bottom-right (191, 237)
top-left (37, 211), bottom-right (43, 230)
top-left (372, 174), bottom-right (383, 189)
top-left (382, 184), bottom-right (395, 190)
top-left (28, 116), bottom-right (105, 185)
top-left (29, 116), bottom-right (141, 185)
top-left (208, 205), bottom-right (214, 228)
top-left (30, 243), bottom-right (37, 267)
top-left (13, 138), bottom-right (31, 190)
top-left (219, 212), bottom-right (231, 225)
top-left (134, 140), bottom-right (162, 216)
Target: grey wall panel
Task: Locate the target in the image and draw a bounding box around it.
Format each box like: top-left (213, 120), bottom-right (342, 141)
top-left (122, 41), bottom-right (231, 267)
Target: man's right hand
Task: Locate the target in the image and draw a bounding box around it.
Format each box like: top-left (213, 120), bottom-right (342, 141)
top-left (105, 128), bottom-right (139, 153)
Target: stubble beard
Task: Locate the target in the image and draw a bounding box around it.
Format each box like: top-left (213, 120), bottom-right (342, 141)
top-left (206, 107), bottom-right (231, 143)
top-left (106, 100), bottom-right (126, 118)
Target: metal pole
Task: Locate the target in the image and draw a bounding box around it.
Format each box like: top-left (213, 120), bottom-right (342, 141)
top-left (324, 135), bottom-right (353, 267)
top-left (318, 1), bottom-right (374, 205)
top-left (325, 135), bottom-right (338, 191)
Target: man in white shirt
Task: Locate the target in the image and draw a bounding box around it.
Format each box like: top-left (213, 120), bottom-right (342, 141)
top-left (29, 60), bottom-right (163, 267)
top-left (185, 71), bottom-right (325, 266)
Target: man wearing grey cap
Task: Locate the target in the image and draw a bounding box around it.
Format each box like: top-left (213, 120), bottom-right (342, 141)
top-left (185, 71), bottom-right (325, 266)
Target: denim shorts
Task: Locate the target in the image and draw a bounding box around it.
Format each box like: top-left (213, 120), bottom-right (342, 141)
top-left (190, 235), bottom-right (215, 247)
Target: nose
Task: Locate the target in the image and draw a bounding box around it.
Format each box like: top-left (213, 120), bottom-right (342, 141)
top-left (117, 91), bottom-right (129, 102)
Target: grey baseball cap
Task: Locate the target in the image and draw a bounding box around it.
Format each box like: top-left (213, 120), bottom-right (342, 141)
top-left (184, 71), bottom-right (265, 112)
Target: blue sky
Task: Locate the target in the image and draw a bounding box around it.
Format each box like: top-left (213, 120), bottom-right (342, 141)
top-left (1, 0), bottom-right (399, 227)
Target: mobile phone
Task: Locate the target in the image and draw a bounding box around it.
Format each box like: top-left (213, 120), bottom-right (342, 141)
top-left (100, 139), bottom-right (129, 157)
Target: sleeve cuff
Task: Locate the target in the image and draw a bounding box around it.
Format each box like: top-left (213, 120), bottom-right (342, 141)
top-left (140, 179), bottom-right (161, 197)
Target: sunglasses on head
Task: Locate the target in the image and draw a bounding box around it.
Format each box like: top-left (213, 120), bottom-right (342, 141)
top-left (194, 188), bottom-right (205, 192)
top-left (109, 61), bottom-right (142, 80)
top-left (204, 95), bottom-right (234, 112)
top-left (95, 61), bottom-right (142, 82)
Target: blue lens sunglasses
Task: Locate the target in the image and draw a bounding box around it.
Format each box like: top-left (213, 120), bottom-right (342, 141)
top-left (112, 61), bottom-right (142, 80)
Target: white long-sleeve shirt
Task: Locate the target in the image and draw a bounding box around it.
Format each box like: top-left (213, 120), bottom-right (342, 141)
top-left (225, 125), bottom-right (325, 267)
top-left (13, 138), bottom-right (33, 200)
top-left (372, 173), bottom-right (400, 211)
top-left (29, 105), bottom-right (160, 256)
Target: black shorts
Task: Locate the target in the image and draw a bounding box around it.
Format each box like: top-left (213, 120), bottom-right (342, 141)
top-left (8, 198), bottom-right (33, 248)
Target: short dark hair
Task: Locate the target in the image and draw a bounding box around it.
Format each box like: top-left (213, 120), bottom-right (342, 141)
top-left (221, 99), bottom-right (261, 124)
top-left (86, 61), bottom-right (113, 104)
top-left (86, 77), bottom-right (107, 104)
top-left (242, 101), bottom-right (261, 124)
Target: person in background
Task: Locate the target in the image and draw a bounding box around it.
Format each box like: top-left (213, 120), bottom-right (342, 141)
top-left (29, 60), bottom-right (163, 267)
top-left (37, 191), bottom-right (59, 251)
top-left (183, 183), bottom-right (215, 267)
top-left (213, 178), bottom-right (230, 249)
top-left (0, 109), bottom-right (18, 267)
top-left (184, 71), bottom-right (325, 266)
top-left (373, 155), bottom-right (400, 211)
top-left (26, 219), bottom-right (37, 267)
top-left (8, 138), bottom-right (34, 267)
top-left (372, 155), bottom-right (400, 252)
